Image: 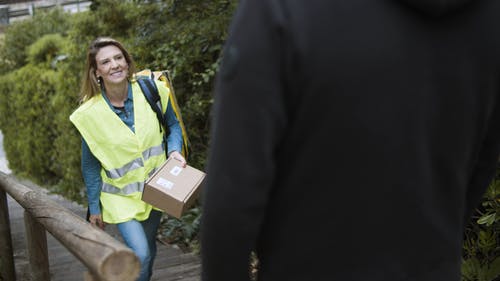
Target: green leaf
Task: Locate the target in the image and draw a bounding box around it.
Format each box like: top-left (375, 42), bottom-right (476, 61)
top-left (477, 213), bottom-right (496, 226)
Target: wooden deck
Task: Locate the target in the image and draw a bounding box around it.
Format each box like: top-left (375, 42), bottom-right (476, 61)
top-left (6, 178), bottom-right (201, 281)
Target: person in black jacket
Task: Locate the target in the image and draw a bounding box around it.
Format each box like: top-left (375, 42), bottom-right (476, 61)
top-left (201, 1), bottom-right (500, 280)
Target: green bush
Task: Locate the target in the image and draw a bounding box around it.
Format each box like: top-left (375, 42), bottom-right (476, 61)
top-left (462, 170), bottom-right (500, 281)
top-left (49, 60), bottom-right (87, 202)
top-left (0, 8), bottom-right (70, 74)
top-left (0, 65), bottom-right (59, 184)
top-left (27, 33), bottom-right (67, 66)
top-left (125, 0), bottom-right (237, 169)
top-left (0, 0), bottom-right (237, 239)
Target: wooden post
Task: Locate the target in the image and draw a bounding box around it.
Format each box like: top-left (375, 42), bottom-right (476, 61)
top-left (0, 173), bottom-right (140, 281)
top-left (0, 188), bottom-right (16, 281)
top-left (24, 210), bottom-right (50, 281)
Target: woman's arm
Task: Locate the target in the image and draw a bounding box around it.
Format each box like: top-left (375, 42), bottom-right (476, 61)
top-left (164, 99), bottom-right (186, 166)
top-left (81, 138), bottom-right (106, 229)
top-left (81, 138), bottom-right (103, 215)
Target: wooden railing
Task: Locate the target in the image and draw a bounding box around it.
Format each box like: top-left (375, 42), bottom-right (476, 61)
top-left (0, 172), bottom-right (140, 281)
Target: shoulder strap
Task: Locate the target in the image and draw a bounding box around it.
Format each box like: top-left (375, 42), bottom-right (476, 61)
top-left (137, 78), bottom-right (166, 133)
top-left (136, 70), bottom-right (189, 159)
top-left (158, 71), bottom-right (190, 158)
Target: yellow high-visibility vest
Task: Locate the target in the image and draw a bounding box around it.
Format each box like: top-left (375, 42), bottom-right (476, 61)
top-left (70, 82), bottom-right (168, 223)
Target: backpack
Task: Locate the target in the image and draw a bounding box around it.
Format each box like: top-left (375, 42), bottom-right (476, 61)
top-left (135, 69), bottom-right (189, 159)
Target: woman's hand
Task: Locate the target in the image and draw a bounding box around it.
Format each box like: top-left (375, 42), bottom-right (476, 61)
top-left (88, 213), bottom-right (106, 230)
top-left (169, 151), bottom-right (187, 168)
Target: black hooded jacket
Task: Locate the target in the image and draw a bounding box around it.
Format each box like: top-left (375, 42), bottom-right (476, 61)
top-left (202, 0), bottom-right (500, 280)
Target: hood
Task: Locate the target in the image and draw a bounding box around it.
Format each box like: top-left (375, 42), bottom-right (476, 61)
top-left (398, 0), bottom-right (475, 16)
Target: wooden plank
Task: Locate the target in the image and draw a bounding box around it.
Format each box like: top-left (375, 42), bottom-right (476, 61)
top-left (153, 260), bottom-right (201, 281)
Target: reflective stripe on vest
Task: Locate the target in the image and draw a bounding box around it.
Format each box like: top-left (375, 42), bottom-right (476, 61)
top-left (105, 143), bottom-right (163, 179)
top-left (102, 167), bottom-right (159, 195)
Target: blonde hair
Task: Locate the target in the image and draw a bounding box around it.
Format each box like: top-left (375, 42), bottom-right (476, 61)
top-left (79, 37), bottom-right (136, 102)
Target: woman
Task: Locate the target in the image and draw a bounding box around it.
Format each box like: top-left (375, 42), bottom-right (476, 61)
top-left (70, 37), bottom-right (186, 281)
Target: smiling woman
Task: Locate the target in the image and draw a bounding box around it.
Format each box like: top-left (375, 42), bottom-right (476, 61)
top-left (94, 45), bottom-right (130, 107)
top-left (69, 37), bottom-right (188, 281)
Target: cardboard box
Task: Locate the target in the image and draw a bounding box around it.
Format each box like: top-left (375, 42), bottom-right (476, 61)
top-left (142, 158), bottom-right (205, 219)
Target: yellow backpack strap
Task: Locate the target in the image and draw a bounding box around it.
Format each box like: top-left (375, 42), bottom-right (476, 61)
top-left (158, 70), bottom-right (190, 158)
top-left (135, 69), bottom-right (154, 79)
top-left (135, 69), bottom-right (190, 158)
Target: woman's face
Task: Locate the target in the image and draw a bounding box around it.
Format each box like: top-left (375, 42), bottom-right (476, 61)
top-left (95, 45), bottom-right (129, 87)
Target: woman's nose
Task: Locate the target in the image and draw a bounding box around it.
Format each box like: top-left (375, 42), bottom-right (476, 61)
top-left (110, 59), bottom-right (119, 68)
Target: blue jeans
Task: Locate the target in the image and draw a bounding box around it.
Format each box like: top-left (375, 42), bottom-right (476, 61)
top-left (117, 209), bottom-right (163, 281)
